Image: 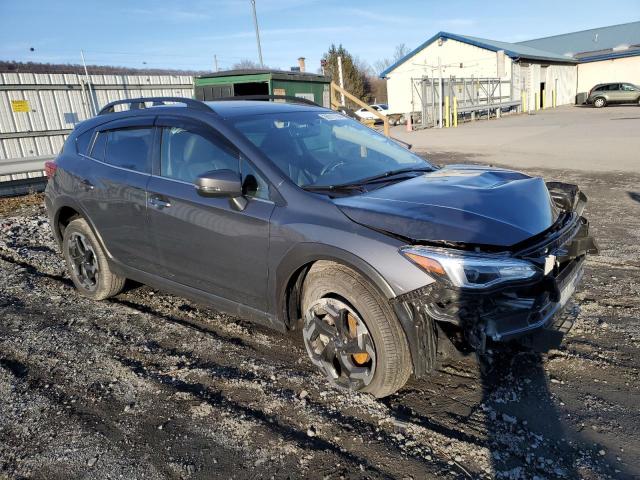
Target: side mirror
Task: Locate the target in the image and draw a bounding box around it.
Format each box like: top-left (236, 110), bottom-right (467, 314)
top-left (195, 169), bottom-right (248, 211)
top-left (195, 169), bottom-right (242, 198)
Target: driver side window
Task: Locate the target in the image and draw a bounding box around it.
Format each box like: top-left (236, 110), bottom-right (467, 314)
top-left (160, 125), bottom-right (239, 183)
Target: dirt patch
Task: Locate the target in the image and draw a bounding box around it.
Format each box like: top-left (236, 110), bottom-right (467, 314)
top-left (0, 192), bottom-right (44, 217)
top-left (0, 167), bottom-right (638, 479)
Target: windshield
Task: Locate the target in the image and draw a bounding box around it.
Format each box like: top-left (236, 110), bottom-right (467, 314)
top-left (231, 111), bottom-right (432, 188)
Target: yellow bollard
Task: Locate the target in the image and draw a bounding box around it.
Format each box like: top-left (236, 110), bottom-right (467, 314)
top-left (453, 97), bottom-right (458, 127)
top-left (542, 89), bottom-right (546, 109)
top-left (535, 92), bottom-right (539, 111)
top-left (444, 96), bottom-right (450, 128)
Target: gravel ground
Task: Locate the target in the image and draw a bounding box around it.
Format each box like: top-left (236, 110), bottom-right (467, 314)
top-left (0, 162), bottom-right (639, 480)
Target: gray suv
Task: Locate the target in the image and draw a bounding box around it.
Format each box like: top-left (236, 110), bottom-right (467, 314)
top-left (587, 82), bottom-right (640, 107)
top-left (44, 97), bottom-right (598, 397)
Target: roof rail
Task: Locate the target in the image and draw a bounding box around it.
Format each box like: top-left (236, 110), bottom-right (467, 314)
top-left (97, 97), bottom-right (211, 115)
top-left (214, 94), bottom-right (320, 107)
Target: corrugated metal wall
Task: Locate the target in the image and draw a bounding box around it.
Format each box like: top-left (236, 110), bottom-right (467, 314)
top-left (0, 72), bottom-right (193, 182)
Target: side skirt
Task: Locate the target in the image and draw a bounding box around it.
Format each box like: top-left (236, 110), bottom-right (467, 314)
top-left (108, 260), bottom-right (283, 332)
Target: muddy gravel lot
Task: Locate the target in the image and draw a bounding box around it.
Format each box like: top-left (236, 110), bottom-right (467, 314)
top-left (0, 160), bottom-right (639, 479)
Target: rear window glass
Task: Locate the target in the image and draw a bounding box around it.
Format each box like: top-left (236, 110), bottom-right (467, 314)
top-left (75, 129), bottom-right (94, 155)
top-left (104, 128), bottom-right (153, 173)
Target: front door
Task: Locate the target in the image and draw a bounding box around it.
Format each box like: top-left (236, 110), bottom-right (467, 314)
top-left (146, 116), bottom-right (275, 311)
top-left (620, 83), bottom-right (639, 103)
top-left (76, 116), bottom-right (156, 272)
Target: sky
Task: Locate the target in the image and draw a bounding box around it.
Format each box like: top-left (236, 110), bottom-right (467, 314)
top-left (1, 0), bottom-right (639, 74)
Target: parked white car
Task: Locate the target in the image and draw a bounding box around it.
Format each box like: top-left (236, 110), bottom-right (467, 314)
top-left (354, 104), bottom-right (389, 121)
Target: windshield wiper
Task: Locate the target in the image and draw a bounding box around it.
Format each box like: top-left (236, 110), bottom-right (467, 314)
top-left (302, 166), bottom-right (432, 193)
top-left (350, 166), bottom-right (432, 186)
top-left (302, 183), bottom-right (365, 193)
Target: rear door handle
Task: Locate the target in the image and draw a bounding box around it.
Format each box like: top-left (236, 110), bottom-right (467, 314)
top-left (80, 179), bottom-right (94, 191)
top-left (148, 194), bottom-right (171, 209)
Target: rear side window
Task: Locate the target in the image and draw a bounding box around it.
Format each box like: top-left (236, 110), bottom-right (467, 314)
top-left (90, 131), bottom-right (107, 161)
top-left (75, 129), bottom-right (94, 155)
top-left (104, 128), bottom-right (153, 173)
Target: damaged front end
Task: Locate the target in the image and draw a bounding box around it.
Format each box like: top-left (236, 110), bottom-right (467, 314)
top-left (391, 182), bottom-right (599, 377)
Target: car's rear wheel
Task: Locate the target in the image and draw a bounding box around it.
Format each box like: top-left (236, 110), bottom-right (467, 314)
top-left (62, 218), bottom-right (125, 300)
top-left (593, 97), bottom-right (606, 108)
top-left (301, 261), bottom-right (412, 398)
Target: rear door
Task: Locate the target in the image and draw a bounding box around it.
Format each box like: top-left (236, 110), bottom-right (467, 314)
top-left (146, 115), bottom-right (275, 310)
top-left (76, 116), bottom-right (157, 272)
top-left (607, 84), bottom-right (624, 103)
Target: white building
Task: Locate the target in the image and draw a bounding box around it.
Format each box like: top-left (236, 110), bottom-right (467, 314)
top-left (381, 21), bottom-right (640, 116)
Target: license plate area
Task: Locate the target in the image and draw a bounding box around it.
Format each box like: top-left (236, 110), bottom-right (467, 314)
top-left (554, 257), bottom-right (585, 307)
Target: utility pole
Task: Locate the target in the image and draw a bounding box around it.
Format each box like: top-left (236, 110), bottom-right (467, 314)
top-left (250, 0), bottom-right (264, 67)
top-left (337, 55), bottom-right (345, 106)
top-left (438, 56), bottom-right (443, 128)
top-left (214, 54), bottom-right (219, 72)
top-left (80, 50), bottom-right (98, 116)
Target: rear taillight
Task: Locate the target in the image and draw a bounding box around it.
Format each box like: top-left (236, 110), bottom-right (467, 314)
top-left (44, 161), bottom-right (57, 179)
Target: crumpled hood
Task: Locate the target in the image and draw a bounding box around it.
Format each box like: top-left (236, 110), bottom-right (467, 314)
top-left (334, 165), bottom-right (559, 247)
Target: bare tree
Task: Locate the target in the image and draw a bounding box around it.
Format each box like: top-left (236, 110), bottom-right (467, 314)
top-left (232, 59), bottom-right (265, 70)
top-left (373, 43), bottom-right (411, 75)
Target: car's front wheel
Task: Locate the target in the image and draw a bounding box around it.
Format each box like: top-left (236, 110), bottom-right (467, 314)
top-left (301, 261), bottom-right (412, 398)
top-left (593, 97), bottom-right (606, 108)
top-left (62, 218), bottom-right (125, 300)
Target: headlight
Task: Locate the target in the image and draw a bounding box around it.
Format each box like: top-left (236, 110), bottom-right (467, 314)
top-left (400, 246), bottom-right (540, 289)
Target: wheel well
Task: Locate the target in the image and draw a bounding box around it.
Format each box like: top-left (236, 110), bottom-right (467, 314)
top-left (283, 262), bottom-right (313, 330)
top-left (283, 259), bottom-right (385, 331)
top-left (55, 206), bottom-right (81, 242)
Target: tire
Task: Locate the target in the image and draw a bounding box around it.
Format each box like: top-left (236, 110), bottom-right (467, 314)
top-left (593, 97), bottom-right (606, 108)
top-left (62, 218), bottom-right (125, 300)
top-left (301, 261), bottom-right (412, 398)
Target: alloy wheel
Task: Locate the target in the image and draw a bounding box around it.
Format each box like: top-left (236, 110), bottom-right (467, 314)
top-left (67, 232), bottom-right (99, 291)
top-left (303, 298), bottom-right (376, 390)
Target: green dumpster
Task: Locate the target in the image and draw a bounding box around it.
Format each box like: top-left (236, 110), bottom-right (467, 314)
top-left (194, 69), bottom-right (330, 107)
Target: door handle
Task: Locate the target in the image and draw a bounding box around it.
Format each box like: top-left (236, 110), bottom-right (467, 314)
top-left (80, 179), bottom-right (94, 191)
top-left (148, 194), bottom-right (171, 209)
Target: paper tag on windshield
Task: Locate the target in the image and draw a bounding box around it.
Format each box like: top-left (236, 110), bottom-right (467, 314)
top-left (319, 113), bottom-right (344, 121)
top-left (544, 255), bottom-right (556, 275)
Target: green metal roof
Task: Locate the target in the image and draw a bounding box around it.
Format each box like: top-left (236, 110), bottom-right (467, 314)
top-left (197, 69), bottom-right (329, 83)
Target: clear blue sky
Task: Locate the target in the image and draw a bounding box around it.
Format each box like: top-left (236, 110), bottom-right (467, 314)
top-left (1, 0), bottom-right (639, 73)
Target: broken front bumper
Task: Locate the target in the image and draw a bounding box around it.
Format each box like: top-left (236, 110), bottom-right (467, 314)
top-left (392, 212), bottom-right (598, 378)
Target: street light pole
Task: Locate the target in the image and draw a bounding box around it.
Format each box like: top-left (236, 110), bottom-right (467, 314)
top-left (249, 0), bottom-right (264, 67)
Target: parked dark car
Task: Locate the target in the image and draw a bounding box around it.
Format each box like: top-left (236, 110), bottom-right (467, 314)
top-left (586, 82), bottom-right (640, 107)
top-left (44, 97), bottom-right (598, 397)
